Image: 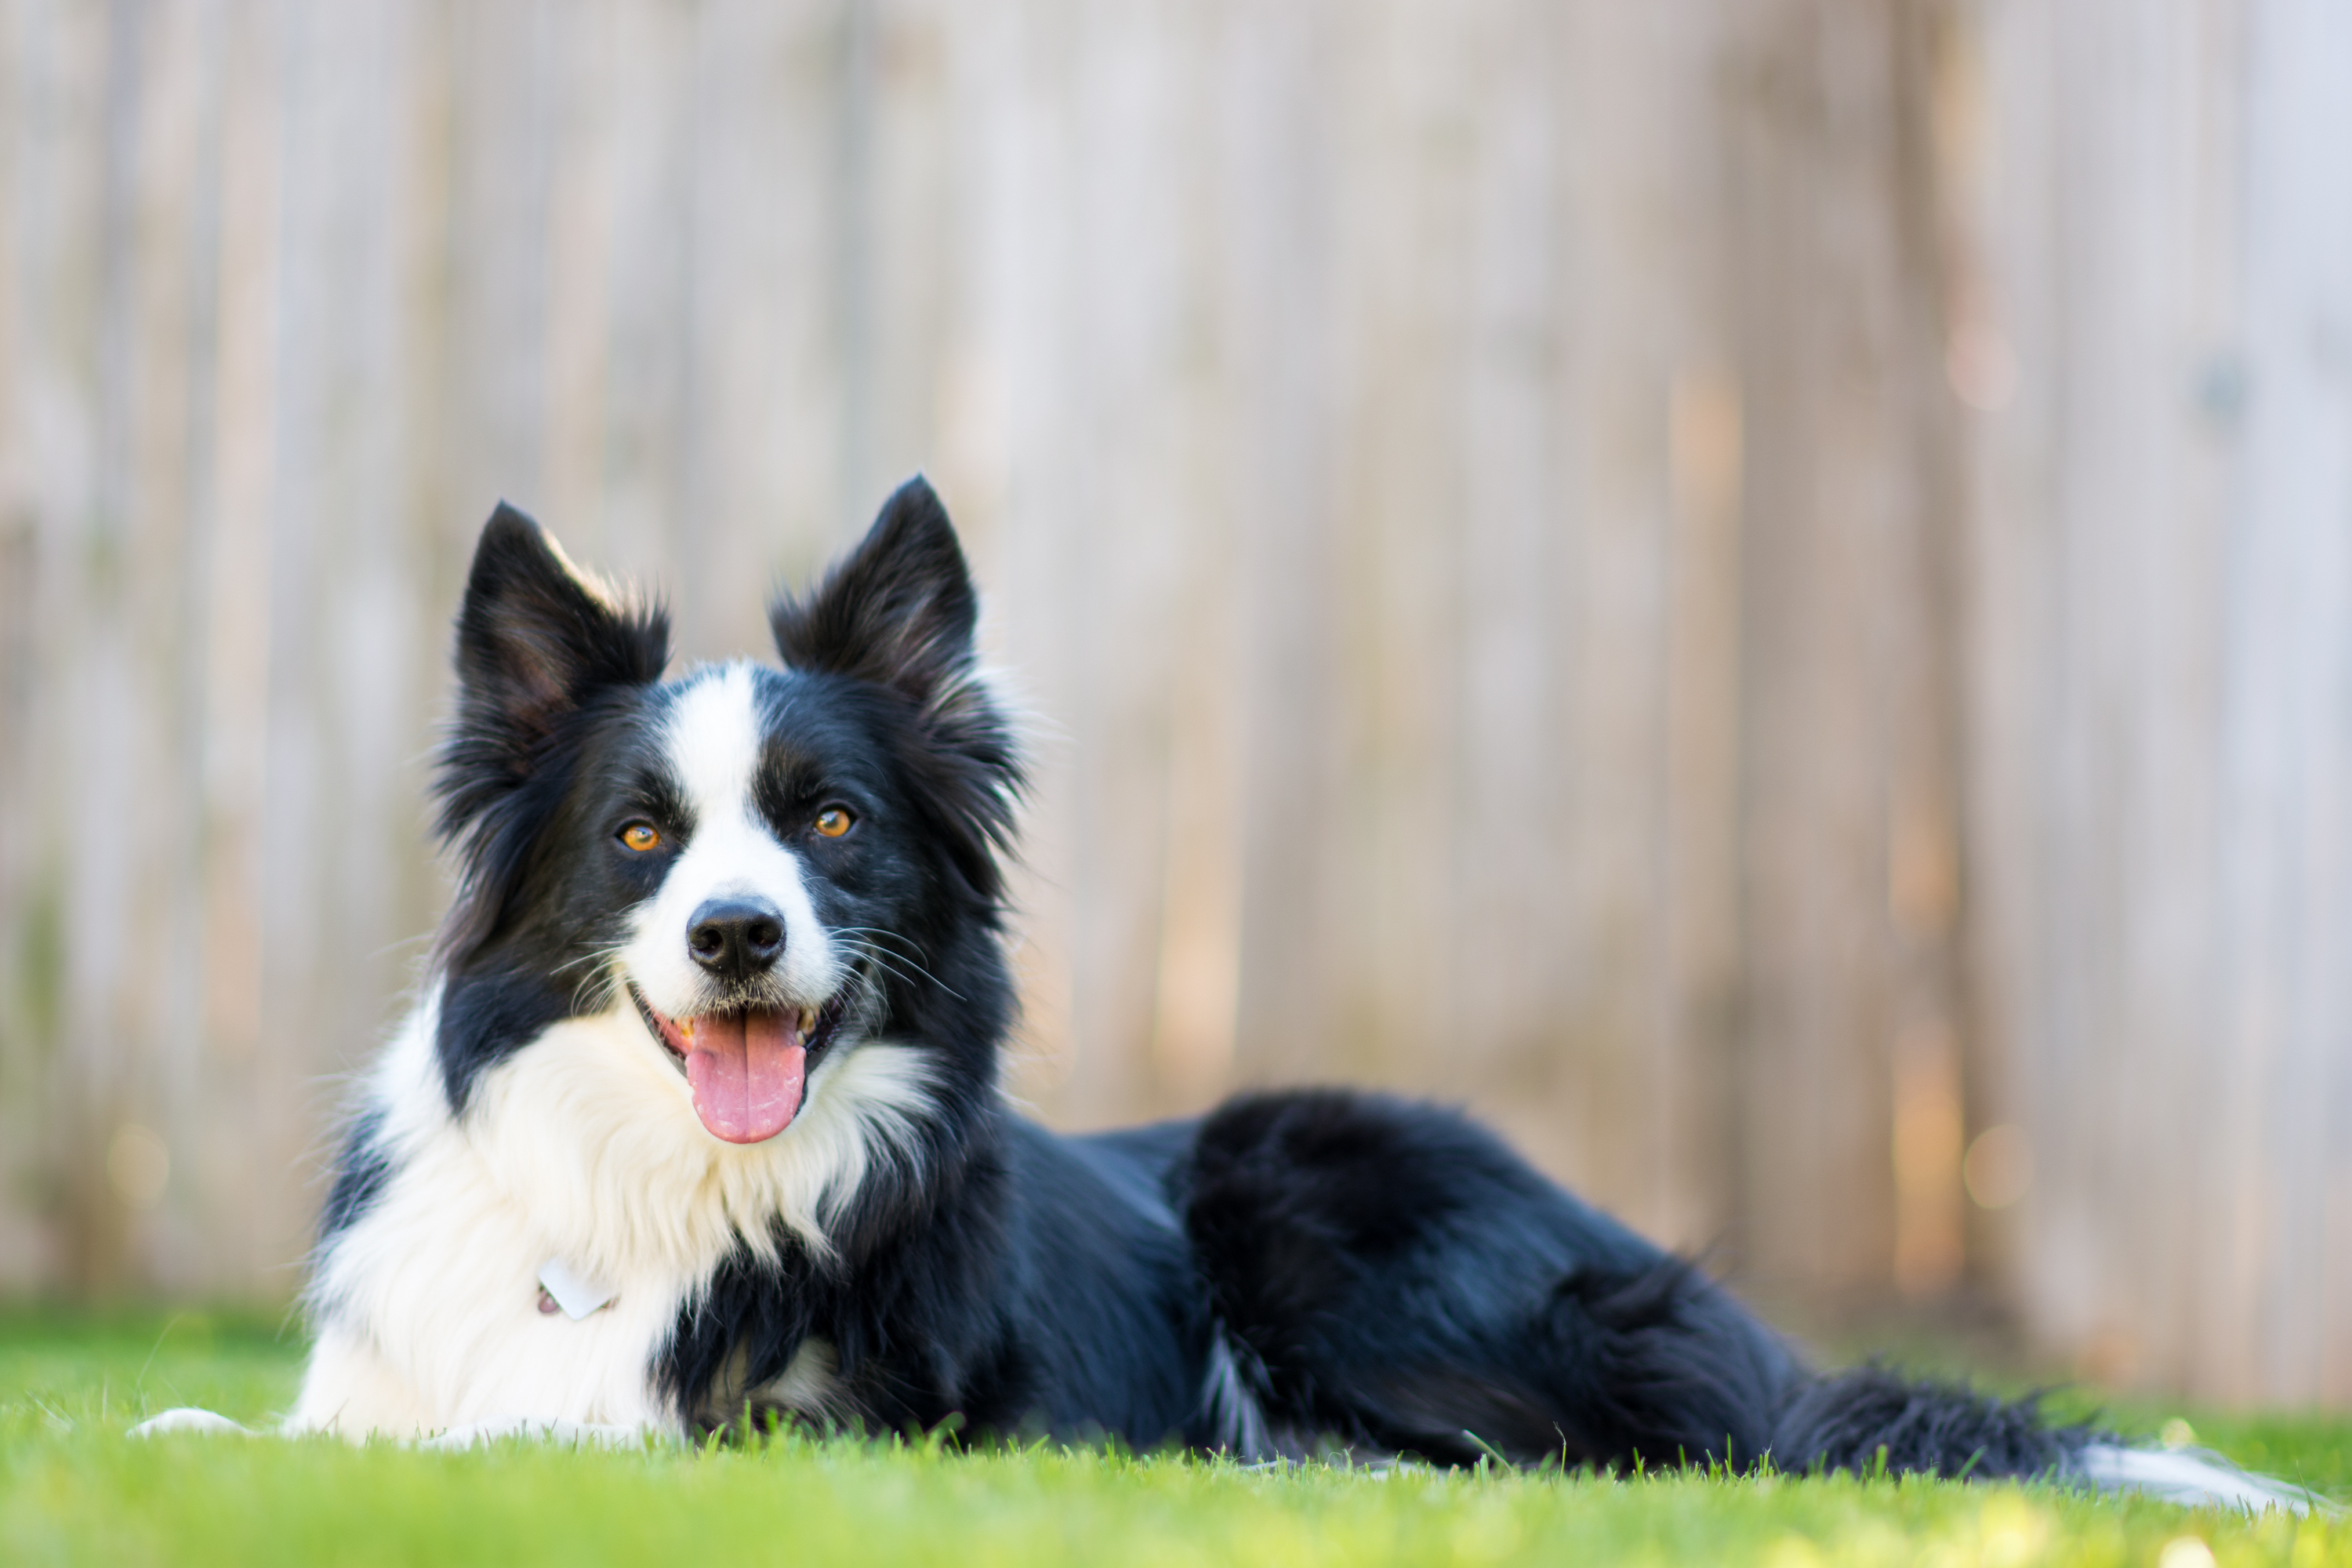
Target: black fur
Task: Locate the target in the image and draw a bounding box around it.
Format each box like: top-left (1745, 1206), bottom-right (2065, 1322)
top-left (767, 478), bottom-right (1025, 914)
top-left (412, 477), bottom-right (2093, 1478)
top-left (1772, 1367), bottom-right (2083, 1479)
top-left (316, 1109), bottom-right (391, 1244)
top-left (1178, 1091), bottom-right (1802, 1468)
top-left (433, 503), bottom-right (673, 1109)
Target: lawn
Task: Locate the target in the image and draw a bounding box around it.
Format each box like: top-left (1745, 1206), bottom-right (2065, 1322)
top-left (3, 1307), bottom-right (2348, 1566)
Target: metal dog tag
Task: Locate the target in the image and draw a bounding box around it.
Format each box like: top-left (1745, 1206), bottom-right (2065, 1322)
top-left (536, 1256), bottom-right (615, 1320)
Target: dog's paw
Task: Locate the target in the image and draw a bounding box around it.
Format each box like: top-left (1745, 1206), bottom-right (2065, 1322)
top-left (130, 1407), bottom-right (254, 1438)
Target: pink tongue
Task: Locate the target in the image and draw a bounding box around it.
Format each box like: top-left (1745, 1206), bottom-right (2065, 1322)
top-left (683, 1010), bottom-right (807, 1144)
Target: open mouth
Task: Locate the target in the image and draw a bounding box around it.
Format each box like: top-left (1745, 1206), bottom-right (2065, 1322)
top-left (626, 983), bottom-right (851, 1145)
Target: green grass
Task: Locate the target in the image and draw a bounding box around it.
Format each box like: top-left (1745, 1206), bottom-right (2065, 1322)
top-left (4, 1308), bottom-right (2350, 1566)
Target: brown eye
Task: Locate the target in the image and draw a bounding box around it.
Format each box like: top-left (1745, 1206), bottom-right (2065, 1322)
top-left (619, 822), bottom-right (662, 853)
top-left (814, 808), bottom-right (853, 839)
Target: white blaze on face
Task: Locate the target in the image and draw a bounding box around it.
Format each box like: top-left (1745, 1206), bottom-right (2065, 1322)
top-left (622, 662), bottom-right (838, 1019)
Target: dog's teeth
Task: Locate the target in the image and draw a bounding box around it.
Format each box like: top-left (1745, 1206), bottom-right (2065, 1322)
top-left (800, 1007), bottom-right (817, 1035)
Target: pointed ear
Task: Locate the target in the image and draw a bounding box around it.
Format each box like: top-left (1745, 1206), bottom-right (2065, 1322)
top-left (774, 479), bottom-right (1023, 899)
top-left (443, 503), bottom-right (668, 811)
top-left (769, 477), bottom-right (981, 709)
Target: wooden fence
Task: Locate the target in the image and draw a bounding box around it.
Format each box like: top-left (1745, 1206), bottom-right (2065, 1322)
top-left (0, 0), bottom-right (2345, 1405)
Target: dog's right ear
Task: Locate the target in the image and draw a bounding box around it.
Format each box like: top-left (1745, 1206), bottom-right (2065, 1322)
top-left (768, 477), bottom-right (981, 710)
top-left (441, 503), bottom-right (668, 830)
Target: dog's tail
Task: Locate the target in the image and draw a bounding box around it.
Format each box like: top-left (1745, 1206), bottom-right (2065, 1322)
top-left (1769, 1367), bottom-right (2334, 1513)
top-left (1766, 1364), bottom-right (2083, 1479)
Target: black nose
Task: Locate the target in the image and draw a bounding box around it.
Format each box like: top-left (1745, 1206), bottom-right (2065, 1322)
top-left (686, 898), bottom-right (786, 979)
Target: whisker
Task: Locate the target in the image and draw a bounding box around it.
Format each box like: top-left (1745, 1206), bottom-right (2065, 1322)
top-left (829, 927), bottom-right (935, 965)
top-left (552, 940), bottom-right (633, 1014)
top-left (551, 943), bottom-right (627, 980)
top-left (838, 953), bottom-right (921, 1004)
top-left (829, 929), bottom-right (964, 1001)
top-left (837, 941), bottom-right (949, 1004)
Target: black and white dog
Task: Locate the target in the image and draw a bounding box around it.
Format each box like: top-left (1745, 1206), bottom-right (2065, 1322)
top-left (184, 481), bottom-right (2292, 1504)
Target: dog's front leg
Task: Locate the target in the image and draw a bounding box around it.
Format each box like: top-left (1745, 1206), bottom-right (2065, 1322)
top-left (283, 1320), bottom-right (439, 1442)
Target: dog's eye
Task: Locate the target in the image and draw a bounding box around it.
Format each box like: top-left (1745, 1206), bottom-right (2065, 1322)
top-left (813, 808), bottom-right (854, 839)
top-left (619, 822), bottom-right (662, 853)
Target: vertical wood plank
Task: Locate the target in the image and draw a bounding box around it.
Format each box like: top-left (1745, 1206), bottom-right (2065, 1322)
top-left (53, 0), bottom-right (154, 1290)
top-left (2, 0), bottom-right (114, 1289)
top-left (2215, 0), bottom-right (2352, 1408)
top-left (1963, 0), bottom-right (2234, 1392)
top-left (1722, 0), bottom-right (1967, 1303)
top-left (192, 0), bottom-right (283, 1290)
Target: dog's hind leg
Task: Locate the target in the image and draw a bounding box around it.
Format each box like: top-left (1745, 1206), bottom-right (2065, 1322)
top-left (1174, 1089), bottom-right (1798, 1470)
top-left (1174, 1089), bottom-right (2332, 1505)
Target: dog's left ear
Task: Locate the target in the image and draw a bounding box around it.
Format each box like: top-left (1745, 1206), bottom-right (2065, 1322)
top-left (770, 476), bottom-right (982, 713)
top-left (774, 479), bottom-right (1023, 890)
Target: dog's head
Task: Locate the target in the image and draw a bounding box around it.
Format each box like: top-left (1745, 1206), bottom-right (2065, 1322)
top-left (430, 478), bottom-right (1021, 1144)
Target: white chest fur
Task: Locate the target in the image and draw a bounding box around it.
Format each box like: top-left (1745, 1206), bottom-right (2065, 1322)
top-left (289, 990), bottom-right (935, 1439)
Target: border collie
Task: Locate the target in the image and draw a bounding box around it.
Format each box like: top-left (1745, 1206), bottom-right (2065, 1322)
top-left (142, 481), bottom-right (2313, 1509)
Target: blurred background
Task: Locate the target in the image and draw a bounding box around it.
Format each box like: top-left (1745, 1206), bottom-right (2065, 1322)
top-left (1, 0), bottom-right (2348, 1408)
